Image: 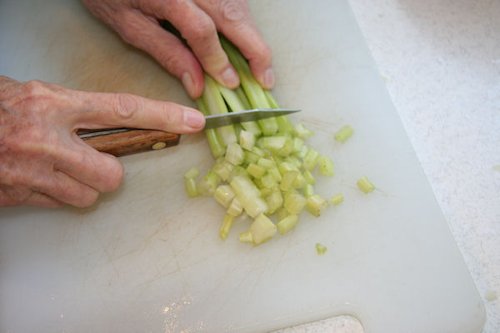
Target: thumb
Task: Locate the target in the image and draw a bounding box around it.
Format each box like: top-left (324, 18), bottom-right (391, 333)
top-left (68, 90), bottom-right (205, 133)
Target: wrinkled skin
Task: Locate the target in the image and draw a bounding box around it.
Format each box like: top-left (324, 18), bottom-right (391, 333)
top-left (82, 0), bottom-right (274, 98)
top-left (0, 76), bottom-right (205, 208)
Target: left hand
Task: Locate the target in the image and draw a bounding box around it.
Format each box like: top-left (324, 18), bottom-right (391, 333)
top-left (82, 0), bottom-right (274, 99)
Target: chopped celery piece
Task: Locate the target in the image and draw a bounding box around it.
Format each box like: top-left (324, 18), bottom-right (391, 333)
top-left (225, 142), bottom-right (244, 166)
top-left (239, 230), bottom-right (253, 243)
top-left (259, 136), bottom-right (287, 152)
top-left (276, 207), bottom-right (289, 221)
top-left (244, 150), bottom-right (261, 164)
top-left (318, 155), bottom-right (334, 177)
top-left (280, 171), bottom-right (299, 192)
top-left (315, 243), bottom-right (328, 255)
top-left (294, 123), bottom-right (314, 139)
top-left (196, 99), bottom-right (225, 158)
top-left (293, 137), bottom-right (304, 153)
top-left (184, 167), bottom-right (200, 179)
top-left (214, 185), bottom-right (235, 208)
top-left (303, 170), bottom-right (316, 185)
top-left (357, 176), bottom-right (375, 193)
top-left (268, 167), bottom-right (282, 182)
top-left (212, 159), bottom-right (234, 181)
top-left (265, 190), bottom-right (283, 215)
top-left (184, 177), bottom-right (198, 198)
top-left (278, 162), bottom-right (298, 175)
top-left (197, 171), bottom-right (220, 195)
top-left (330, 193), bottom-right (344, 206)
top-left (306, 194), bottom-right (328, 217)
top-left (230, 166), bottom-right (249, 179)
top-left (284, 191), bottom-right (307, 215)
top-left (304, 149), bottom-right (319, 171)
top-left (277, 214), bottom-right (299, 235)
top-left (292, 172), bottom-right (306, 189)
top-left (257, 157), bottom-right (276, 170)
top-left (230, 176), bottom-right (268, 218)
top-left (239, 130), bottom-right (256, 150)
top-left (249, 214), bottom-right (277, 245)
top-left (227, 197), bottom-right (243, 217)
top-left (219, 214), bottom-right (235, 240)
top-left (335, 125), bottom-right (354, 143)
top-left (260, 173), bottom-right (278, 189)
top-left (303, 184), bottom-right (315, 198)
top-left (246, 163), bottom-right (266, 179)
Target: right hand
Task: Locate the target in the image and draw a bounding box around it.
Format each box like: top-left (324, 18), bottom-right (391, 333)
top-left (0, 75), bottom-right (205, 208)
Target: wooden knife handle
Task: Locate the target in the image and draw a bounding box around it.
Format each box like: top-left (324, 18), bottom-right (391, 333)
top-left (79, 129), bottom-right (180, 157)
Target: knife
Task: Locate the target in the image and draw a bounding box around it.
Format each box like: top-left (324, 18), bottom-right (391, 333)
top-left (78, 108), bottom-right (300, 156)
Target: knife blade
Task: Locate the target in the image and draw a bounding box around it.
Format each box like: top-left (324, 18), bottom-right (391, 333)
top-left (77, 108), bottom-right (300, 156)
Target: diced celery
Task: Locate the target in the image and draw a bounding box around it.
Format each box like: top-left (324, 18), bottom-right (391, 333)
top-left (284, 191), bottom-right (307, 215)
top-left (227, 197), bottom-right (243, 217)
top-left (214, 185), bottom-right (235, 208)
top-left (230, 175), bottom-right (268, 218)
top-left (306, 194), bottom-right (328, 217)
top-left (225, 142), bottom-right (244, 166)
top-left (184, 167), bottom-right (200, 179)
top-left (265, 190), bottom-right (283, 215)
top-left (257, 157), bottom-right (276, 170)
top-left (280, 170), bottom-right (299, 192)
top-left (303, 149), bottom-right (320, 171)
top-left (239, 231), bottom-right (253, 243)
top-left (303, 184), bottom-right (315, 198)
top-left (239, 130), bottom-right (256, 150)
top-left (357, 176), bottom-right (375, 193)
top-left (249, 214), bottom-right (277, 245)
top-left (246, 163), bottom-right (266, 179)
top-left (335, 125), bottom-right (354, 143)
top-left (315, 243), bottom-right (328, 255)
top-left (292, 172), bottom-right (306, 189)
top-left (259, 136), bottom-right (287, 152)
top-left (244, 150), bottom-right (261, 164)
top-left (184, 177), bottom-right (198, 197)
top-left (197, 171), bottom-right (220, 195)
top-left (219, 214), bottom-right (235, 240)
top-left (294, 123), bottom-right (314, 139)
top-left (276, 207), bottom-right (289, 221)
top-left (277, 214), bottom-right (299, 235)
top-left (278, 162), bottom-right (298, 175)
top-left (293, 137), bottom-right (304, 153)
top-left (318, 155), bottom-right (334, 177)
top-left (260, 173), bottom-right (277, 189)
top-left (330, 193), bottom-right (344, 205)
top-left (212, 158), bottom-right (234, 181)
top-left (303, 170), bottom-right (316, 184)
top-left (268, 167), bottom-right (282, 182)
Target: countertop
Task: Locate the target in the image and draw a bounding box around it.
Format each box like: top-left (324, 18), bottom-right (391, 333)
top-left (280, 0), bottom-right (500, 332)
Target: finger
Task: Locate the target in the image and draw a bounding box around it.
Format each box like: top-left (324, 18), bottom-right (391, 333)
top-left (0, 187), bottom-right (62, 208)
top-left (69, 90), bottom-right (205, 133)
top-left (53, 141), bottom-right (124, 194)
top-left (194, 0), bottom-right (274, 89)
top-left (32, 170), bottom-right (100, 208)
top-left (111, 10), bottom-right (205, 98)
top-left (143, 1), bottom-right (240, 89)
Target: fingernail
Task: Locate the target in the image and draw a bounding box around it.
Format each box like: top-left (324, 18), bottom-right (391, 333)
top-left (184, 110), bottom-right (205, 130)
top-left (263, 67), bottom-right (275, 88)
top-left (181, 72), bottom-right (196, 98)
top-left (221, 67), bottom-right (239, 87)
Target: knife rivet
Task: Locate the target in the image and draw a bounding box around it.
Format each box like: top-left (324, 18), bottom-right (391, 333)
top-left (152, 142), bottom-right (167, 150)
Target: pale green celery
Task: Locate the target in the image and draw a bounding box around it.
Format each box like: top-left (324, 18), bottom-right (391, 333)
top-left (293, 137), bottom-right (305, 153)
top-left (196, 99), bottom-right (224, 158)
top-left (357, 176), bottom-right (375, 193)
top-left (330, 193), bottom-right (344, 205)
top-left (280, 171), bottom-right (299, 192)
top-left (202, 75), bottom-right (237, 146)
top-left (220, 37), bottom-right (278, 135)
top-left (230, 165), bottom-right (249, 180)
top-left (304, 184), bottom-right (315, 198)
top-left (277, 137), bottom-right (294, 157)
top-left (258, 136), bottom-right (287, 152)
top-left (219, 85), bottom-right (261, 136)
top-left (249, 214), bottom-right (277, 245)
top-left (277, 214), bottom-right (299, 235)
top-left (214, 184), bottom-right (236, 208)
top-left (244, 150), bottom-right (261, 164)
top-left (259, 186), bottom-right (273, 198)
top-left (184, 167), bottom-right (200, 179)
top-left (265, 190), bottom-right (283, 215)
top-left (303, 170), bottom-right (316, 185)
top-left (239, 130), bottom-right (256, 150)
top-left (278, 162), bottom-right (298, 175)
top-left (212, 158), bottom-right (234, 181)
top-left (284, 191), bottom-right (307, 215)
top-left (306, 194), bottom-right (328, 217)
top-left (260, 173), bottom-right (277, 189)
top-left (318, 155), bottom-right (334, 177)
top-left (295, 144), bottom-right (309, 159)
top-left (257, 157), bottom-right (276, 170)
top-left (239, 230), bottom-right (253, 243)
top-left (184, 178), bottom-right (198, 197)
top-left (219, 214), bottom-right (235, 240)
top-left (227, 197), bottom-right (243, 217)
top-left (197, 171), bottom-right (220, 196)
top-left (264, 89), bottom-right (294, 134)
top-left (335, 125), bottom-right (354, 143)
top-left (235, 86), bottom-right (251, 109)
top-left (268, 167), bottom-right (282, 182)
top-left (315, 243), bottom-right (328, 255)
top-left (303, 149), bottom-right (320, 171)
top-left (246, 163), bottom-right (266, 179)
top-left (251, 146), bottom-right (265, 158)
top-left (294, 123), bottom-right (314, 139)
top-left (230, 175), bottom-right (268, 218)
top-left (225, 142), bottom-right (244, 166)
top-left (276, 207), bottom-right (289, 221)
top-left (285, 156), bottom-right (302, 169)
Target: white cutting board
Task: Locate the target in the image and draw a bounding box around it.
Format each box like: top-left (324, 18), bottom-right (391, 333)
top-left (0, 1), bottom-right (486, 332)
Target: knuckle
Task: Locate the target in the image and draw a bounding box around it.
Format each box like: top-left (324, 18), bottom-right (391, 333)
top-left (112, 93), bottom-right (142, 120)
top-left (160, 104), bottom-right (183, 128)
top-left (102, 158), bottom-right (124, 192)
top-left (185, 16), bottom-right (216, 42)
top-left (219, 0), bottom-right (247, 22)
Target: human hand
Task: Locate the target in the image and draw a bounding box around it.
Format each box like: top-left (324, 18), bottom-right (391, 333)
top-left (81, 0), bottom-right (274, 99)
top-left (0, 76), bottom-right (205, 208)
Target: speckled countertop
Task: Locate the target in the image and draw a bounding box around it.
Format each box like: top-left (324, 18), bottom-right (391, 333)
top-left (280, 0), bottom-right (500, 332)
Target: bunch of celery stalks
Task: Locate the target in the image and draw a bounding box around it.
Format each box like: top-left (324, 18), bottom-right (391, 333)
top-left (183, 37), bottom-right (364, 247)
